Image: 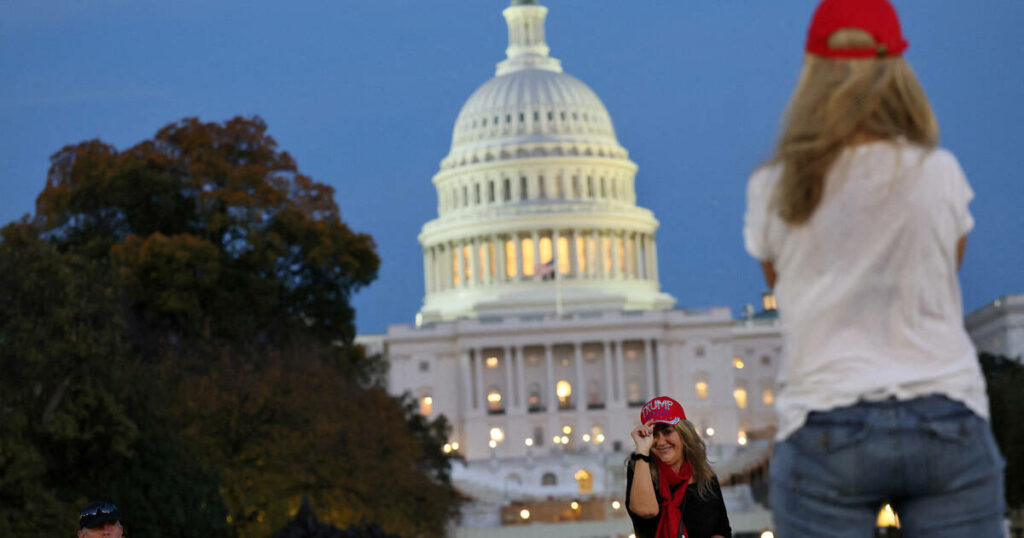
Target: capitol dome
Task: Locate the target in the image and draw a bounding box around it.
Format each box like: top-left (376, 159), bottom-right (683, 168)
top-left (417, 0), bottom-right (675, 323)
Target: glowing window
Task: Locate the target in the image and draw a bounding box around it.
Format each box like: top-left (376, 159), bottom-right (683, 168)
top-left (574, 469), bottom-right (593, 494)
top-left (762, 387), bottom-right (775, 406)
top-left (478, 245), bottom-right (487, 282)
top-left (420, 395), bottom-right (433, 415)
top-left (733, 357), bottom-right (745, 369)
top-left (505, 240), bottom-right (517, 277)
top-left (487, 390), bottom-right (503, 412)
top-left (463, 245), bottom-right (472, 282)
top-left (616, 237), bottom-right (625, 273)
top-left (734, 387), bottom-right (748, 409)
top-left (575, 236), bottom-right (587, 274)
top-left (489, 427), bottom-right (504, 442)
top-left (557, 236), bottom-right (570, 274)
top-left (556, 380), bottom-right (572, 407)
top-left (485, 356), bottom-right (499, 369)
top-left (695, 381), bottom-right (709, 400)
top-left (489, 243), bottom-right (497, 278)
top-left (522, 238), bottom-right (535, 276)
top-left (539, 236), bottom-right (553, 265)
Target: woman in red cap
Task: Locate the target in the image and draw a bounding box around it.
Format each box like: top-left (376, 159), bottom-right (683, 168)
top-left (744, 0), bottom-right (1006, 535)
top-left (626, 395), bottom-right (731, 538)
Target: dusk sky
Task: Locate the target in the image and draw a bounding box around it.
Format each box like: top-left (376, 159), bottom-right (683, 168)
top-left (3, 1), bottom-right (1022, 334)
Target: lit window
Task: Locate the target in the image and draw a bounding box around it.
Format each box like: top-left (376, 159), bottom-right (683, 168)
top-left (521, 238), bottom-right (535, 276)
top-left (734, 387), bottom-right (748, 409)
top-left (575, 236), bottom-right (587, 274)
top-left (763, 292), bottom-right (777, 311)
top-left (420, 395), bottom-right (433, 415)
top-left (557, 236), bottom-right (570, 274)
top-left (574, 469), bottom-right (593, 494)
top-left (733, 357), bottom-right (745, 370)
top-left (762, 387), bottom-right (775, 406)
top-left (556, 380), bottom-right (572, 407)
top-left (505, 239), bottom-right (517, 277)
top-left (737, 430), bottom-right (748, 446)
top-left (489, 427), bottom-right (504, 442)
top-left (486, 356), bottom-right (499, 369)
top-left (487, 390), bottom-right (503, 411)
top-left (539, 236), bottom-right (553, 266)
top-left (695, 381), bottom-right (708, 400)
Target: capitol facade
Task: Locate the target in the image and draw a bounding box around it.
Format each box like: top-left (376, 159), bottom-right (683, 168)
top-left (360, 1), bottom-right (783, 535)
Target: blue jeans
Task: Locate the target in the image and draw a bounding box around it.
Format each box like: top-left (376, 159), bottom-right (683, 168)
top-left (770, 395), bottom-right (1006, 537)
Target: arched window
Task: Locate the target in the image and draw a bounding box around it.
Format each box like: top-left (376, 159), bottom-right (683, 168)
top-left (541, 472), bottom-right (557, 486)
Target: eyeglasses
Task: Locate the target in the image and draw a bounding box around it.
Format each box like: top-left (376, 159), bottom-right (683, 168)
top-left (79, 503), bottom-right (118, 528)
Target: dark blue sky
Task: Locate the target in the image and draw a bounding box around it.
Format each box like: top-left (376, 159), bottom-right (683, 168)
top-left (2, 1), bottom-right (1022, 334)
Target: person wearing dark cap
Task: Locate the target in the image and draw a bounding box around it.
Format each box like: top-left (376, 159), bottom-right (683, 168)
top-left (626, 396), bottom-right (731, 538)
top-left (78, 502), bottom-right (123, 538)
top-left (743, 0), bottom-right (1007, 535)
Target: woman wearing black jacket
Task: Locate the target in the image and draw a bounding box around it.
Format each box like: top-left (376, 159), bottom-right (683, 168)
top-left (626, 396), bottom-right (731, 538)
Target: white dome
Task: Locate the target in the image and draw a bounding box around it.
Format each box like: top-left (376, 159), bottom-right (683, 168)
top-left (449, 70), bottom-right (620, 153)
top-left (417, 1), bottom-right (675, 323)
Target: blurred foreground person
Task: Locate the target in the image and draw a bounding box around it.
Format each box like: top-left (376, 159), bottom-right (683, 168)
top-left (626, 396), bottom-right (731, 538)
top-left (743, 0), bottom-right (1006, 535)
top-left (78, 502), bottom-right (123, 538)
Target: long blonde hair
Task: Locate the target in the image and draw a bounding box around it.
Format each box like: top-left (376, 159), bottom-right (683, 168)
top-left (771, 29), bottom-right (939, 224)
top-left (629, 420), bottom-right (717, 500)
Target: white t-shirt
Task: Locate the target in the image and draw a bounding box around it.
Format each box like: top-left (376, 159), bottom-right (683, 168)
top-left (743, 140), bottom-right (989, 440)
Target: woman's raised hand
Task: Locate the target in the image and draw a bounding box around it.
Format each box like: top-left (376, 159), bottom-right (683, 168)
top-left (630, 421), bottom-right (654, 455)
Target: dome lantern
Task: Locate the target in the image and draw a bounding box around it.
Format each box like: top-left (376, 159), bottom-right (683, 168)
top-left (497, 0), bottom-right (561, 76)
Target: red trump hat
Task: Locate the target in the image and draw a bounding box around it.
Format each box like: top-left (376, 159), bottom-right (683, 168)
top-left (640, 396), bottom-right (686, 425)
top-left (805, 0), bottom-right (908, 59)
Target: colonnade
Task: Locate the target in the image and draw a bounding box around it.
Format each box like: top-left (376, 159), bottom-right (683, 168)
top-left (459, 339), bottom-right (664, 416)
top-left (424, 229), bottom-right (659, 293)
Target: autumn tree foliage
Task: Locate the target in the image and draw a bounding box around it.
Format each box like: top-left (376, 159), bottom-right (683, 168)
top-left (0, 117), bottom-right (460, 537)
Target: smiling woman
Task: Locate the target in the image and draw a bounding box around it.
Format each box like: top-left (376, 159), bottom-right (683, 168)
top-left (625, 396), bottom-right (731, 538)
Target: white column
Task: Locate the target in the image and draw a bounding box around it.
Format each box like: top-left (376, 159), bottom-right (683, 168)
top-left (514, 345), bottom-right (526, 412)
top-left (574, 343), bottom-right (585, 411)
top-left (503, 347), bottom-right (515, 412)
top-left (602, 341), bottom-right (615, 404)
top-left (472, 349), bottom-right (485, 413)
top-left (552, 229), bottom-right (561, 277)
top-left (643, 339), bottom-right (655, 400)
top-left (626, 231), bottom-right (634, 278)
top-left (614, 341), bottom-right (626, 405)
top-left (610, 230), bottom-right (620, 278)
top-left (569, 229), bottom-right (579, 278)
top-left (544, 344), bottom-right (556, 412)
top-left (460, 351), bottom-right (474, 413)
top-left (590, 229), bottom-right (600, 278)
top-left (656, 340), bottom-right (669, 396)
top-left (531, 230), bottom-right (540, 277)
top-left (423, 248), bottom-right (433, 294)
top-left (469, 237), bottom-right (480, 287)
top-left (515, 233), bottom-right (524, 281)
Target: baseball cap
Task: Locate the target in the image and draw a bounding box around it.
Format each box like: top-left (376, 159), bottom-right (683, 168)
top-left (640, 396), bottom-right (686, 426)
top-left (79, 502), bottom-right (121, 530)
top-left (805, 0), bottom-right (908, 58)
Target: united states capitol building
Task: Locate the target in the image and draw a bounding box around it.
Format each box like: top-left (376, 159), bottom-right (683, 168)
top-left (357, 1), bottom-right (779, 535)
top-left (357, 1), bottom-right (1018, 536)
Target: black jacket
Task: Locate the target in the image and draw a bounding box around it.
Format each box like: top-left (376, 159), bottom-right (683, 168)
top-left (625, 461), bottom-right (732, 538)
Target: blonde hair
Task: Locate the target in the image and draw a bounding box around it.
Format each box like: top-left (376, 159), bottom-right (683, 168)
top-left (771, 28), bottom-right (939, 224)
top-left (631, 420), bottom-right (717, 500)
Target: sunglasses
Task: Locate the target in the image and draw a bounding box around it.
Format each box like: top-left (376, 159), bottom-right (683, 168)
top-left (80, 503), bottom-right (118, 528)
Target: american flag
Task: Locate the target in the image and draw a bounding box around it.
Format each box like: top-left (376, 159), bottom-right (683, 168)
top-left (535, 260), bottom-right (556, 280)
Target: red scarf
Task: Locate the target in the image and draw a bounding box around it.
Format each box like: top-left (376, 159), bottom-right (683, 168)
top-left (655, 458), bottom-right (693, 538)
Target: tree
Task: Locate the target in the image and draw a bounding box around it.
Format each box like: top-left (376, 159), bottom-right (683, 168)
top-left (0, 223), bottom-right (228, 537)
top-left (2, 116), bottom-right (461, 537)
